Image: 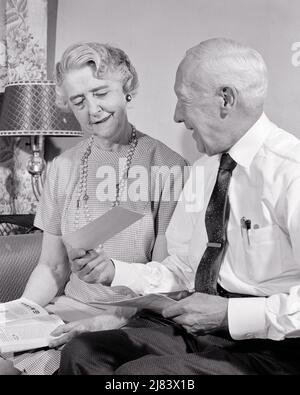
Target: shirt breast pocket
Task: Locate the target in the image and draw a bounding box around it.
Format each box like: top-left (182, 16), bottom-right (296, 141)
top-left (244, 224), bottom-right (283, 282)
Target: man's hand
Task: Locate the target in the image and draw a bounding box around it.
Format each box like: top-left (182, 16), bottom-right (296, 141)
top-left (68, 246), bottom-right (115, 285)
top-left (162, 292), bottom-right (229, 335)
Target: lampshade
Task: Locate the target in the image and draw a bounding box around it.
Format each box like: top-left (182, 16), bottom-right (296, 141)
top-left (0, 81), bottom-right (82, 136)
top-left (0, 81), bottom-right (83, 202)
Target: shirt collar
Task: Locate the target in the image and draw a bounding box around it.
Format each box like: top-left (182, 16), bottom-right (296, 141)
top-left (228, 112), bottom-right (275, 168)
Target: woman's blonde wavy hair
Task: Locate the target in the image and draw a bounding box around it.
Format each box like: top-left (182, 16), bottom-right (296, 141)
top-left (55, 42), bottom-right (139, 112)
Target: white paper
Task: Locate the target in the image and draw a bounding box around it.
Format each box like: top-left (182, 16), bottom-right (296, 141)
top-left (46, 296), bottom-right (107, 323)
top-left (90, 293), bottom-right (177, 314)
top-left (0, 298), bottom-right (64, 354)
top-left (0, 315), bottom-right (64, 353)
top-left (0, 298), bottom-right (48, 324)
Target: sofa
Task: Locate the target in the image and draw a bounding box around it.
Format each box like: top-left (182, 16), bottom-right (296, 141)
top-left (0, 233), bottom-right (43, 302)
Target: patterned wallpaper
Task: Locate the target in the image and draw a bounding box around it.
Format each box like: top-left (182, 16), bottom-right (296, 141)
top-left (0, 0), bottom-right (48, 219)
top-left (0, 0), bottom-right (7, 92)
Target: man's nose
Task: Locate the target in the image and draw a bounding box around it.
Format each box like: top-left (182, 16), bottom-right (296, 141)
top-left (174, 102), bottom-right (183, 123)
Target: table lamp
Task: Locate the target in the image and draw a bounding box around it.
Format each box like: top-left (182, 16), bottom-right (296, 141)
top-left (0, 81), bottom-right (82, 201)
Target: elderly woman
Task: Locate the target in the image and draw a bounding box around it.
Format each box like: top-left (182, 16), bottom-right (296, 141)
top-left (0, 42), bottom-right (188, 375)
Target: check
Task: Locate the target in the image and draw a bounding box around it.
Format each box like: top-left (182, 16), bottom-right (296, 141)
top-left (62, 206), bottom-right (144, 250)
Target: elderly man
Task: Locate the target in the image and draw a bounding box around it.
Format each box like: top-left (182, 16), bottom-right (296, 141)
top-left (59, 38), bottom-right (300, 375)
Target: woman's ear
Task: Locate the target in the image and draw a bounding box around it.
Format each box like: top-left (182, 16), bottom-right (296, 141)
top-left (218, 86), bottom-right (237, 118)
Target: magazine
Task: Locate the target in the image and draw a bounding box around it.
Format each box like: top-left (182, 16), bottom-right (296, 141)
top-left (0, 298), bottom-right (64, 354)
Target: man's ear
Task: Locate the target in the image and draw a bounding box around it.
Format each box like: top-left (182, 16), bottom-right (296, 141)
top-left (218, 86), bottom-right (237, 118)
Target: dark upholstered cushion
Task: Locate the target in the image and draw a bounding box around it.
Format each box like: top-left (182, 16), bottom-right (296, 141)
top-left (0, 233), bottom-right (43, 302)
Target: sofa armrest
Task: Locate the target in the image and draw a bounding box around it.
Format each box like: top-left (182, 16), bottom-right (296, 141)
top-left (0, 233), bottom-right (43, 302)
top-left (0, 214), bottom-right (37, 235)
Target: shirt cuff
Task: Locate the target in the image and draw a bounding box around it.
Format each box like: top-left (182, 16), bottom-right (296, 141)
top-left (228, 297), bottom-right (267, 340)
top-left (111, 259), bottom-right (139, 292)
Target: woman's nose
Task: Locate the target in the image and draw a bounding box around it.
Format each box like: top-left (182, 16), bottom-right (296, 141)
top-left (88, 99), bottom-right (101, 116)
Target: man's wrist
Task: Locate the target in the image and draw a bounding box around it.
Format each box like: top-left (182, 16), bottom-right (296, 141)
top-left (228, 297), bottom-right (266, 340)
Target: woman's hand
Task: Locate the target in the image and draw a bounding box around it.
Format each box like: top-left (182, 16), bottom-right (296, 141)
top-left (68, 246), bottom-right (115, 285)
top-left (49, 307), bottom-right (136, 348)
top-left (49, 317), bottom-right (101, 348)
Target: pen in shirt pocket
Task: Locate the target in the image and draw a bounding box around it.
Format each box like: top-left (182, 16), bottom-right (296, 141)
top-left (240, 217), bottom-right (251, 245)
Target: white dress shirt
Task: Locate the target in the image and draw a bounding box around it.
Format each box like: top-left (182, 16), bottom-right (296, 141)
top-left (112, 113), bottom-right (300, 341)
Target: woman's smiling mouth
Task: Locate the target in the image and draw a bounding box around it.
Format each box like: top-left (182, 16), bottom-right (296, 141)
top-left (92, 114), bottom-right (113, 125)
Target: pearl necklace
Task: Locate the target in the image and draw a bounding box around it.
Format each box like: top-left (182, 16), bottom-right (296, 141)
top-left (74, 125), bottom-right (138, 230)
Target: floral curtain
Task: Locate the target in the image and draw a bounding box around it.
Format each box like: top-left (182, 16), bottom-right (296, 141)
top-left (0, 0), bottom-right (48, 229)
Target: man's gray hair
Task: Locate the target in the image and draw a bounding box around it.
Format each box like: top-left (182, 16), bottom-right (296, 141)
top-left (55, 42), bottom-right (139, 111)
top-left (186, 38), bottom-right (268, 110)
